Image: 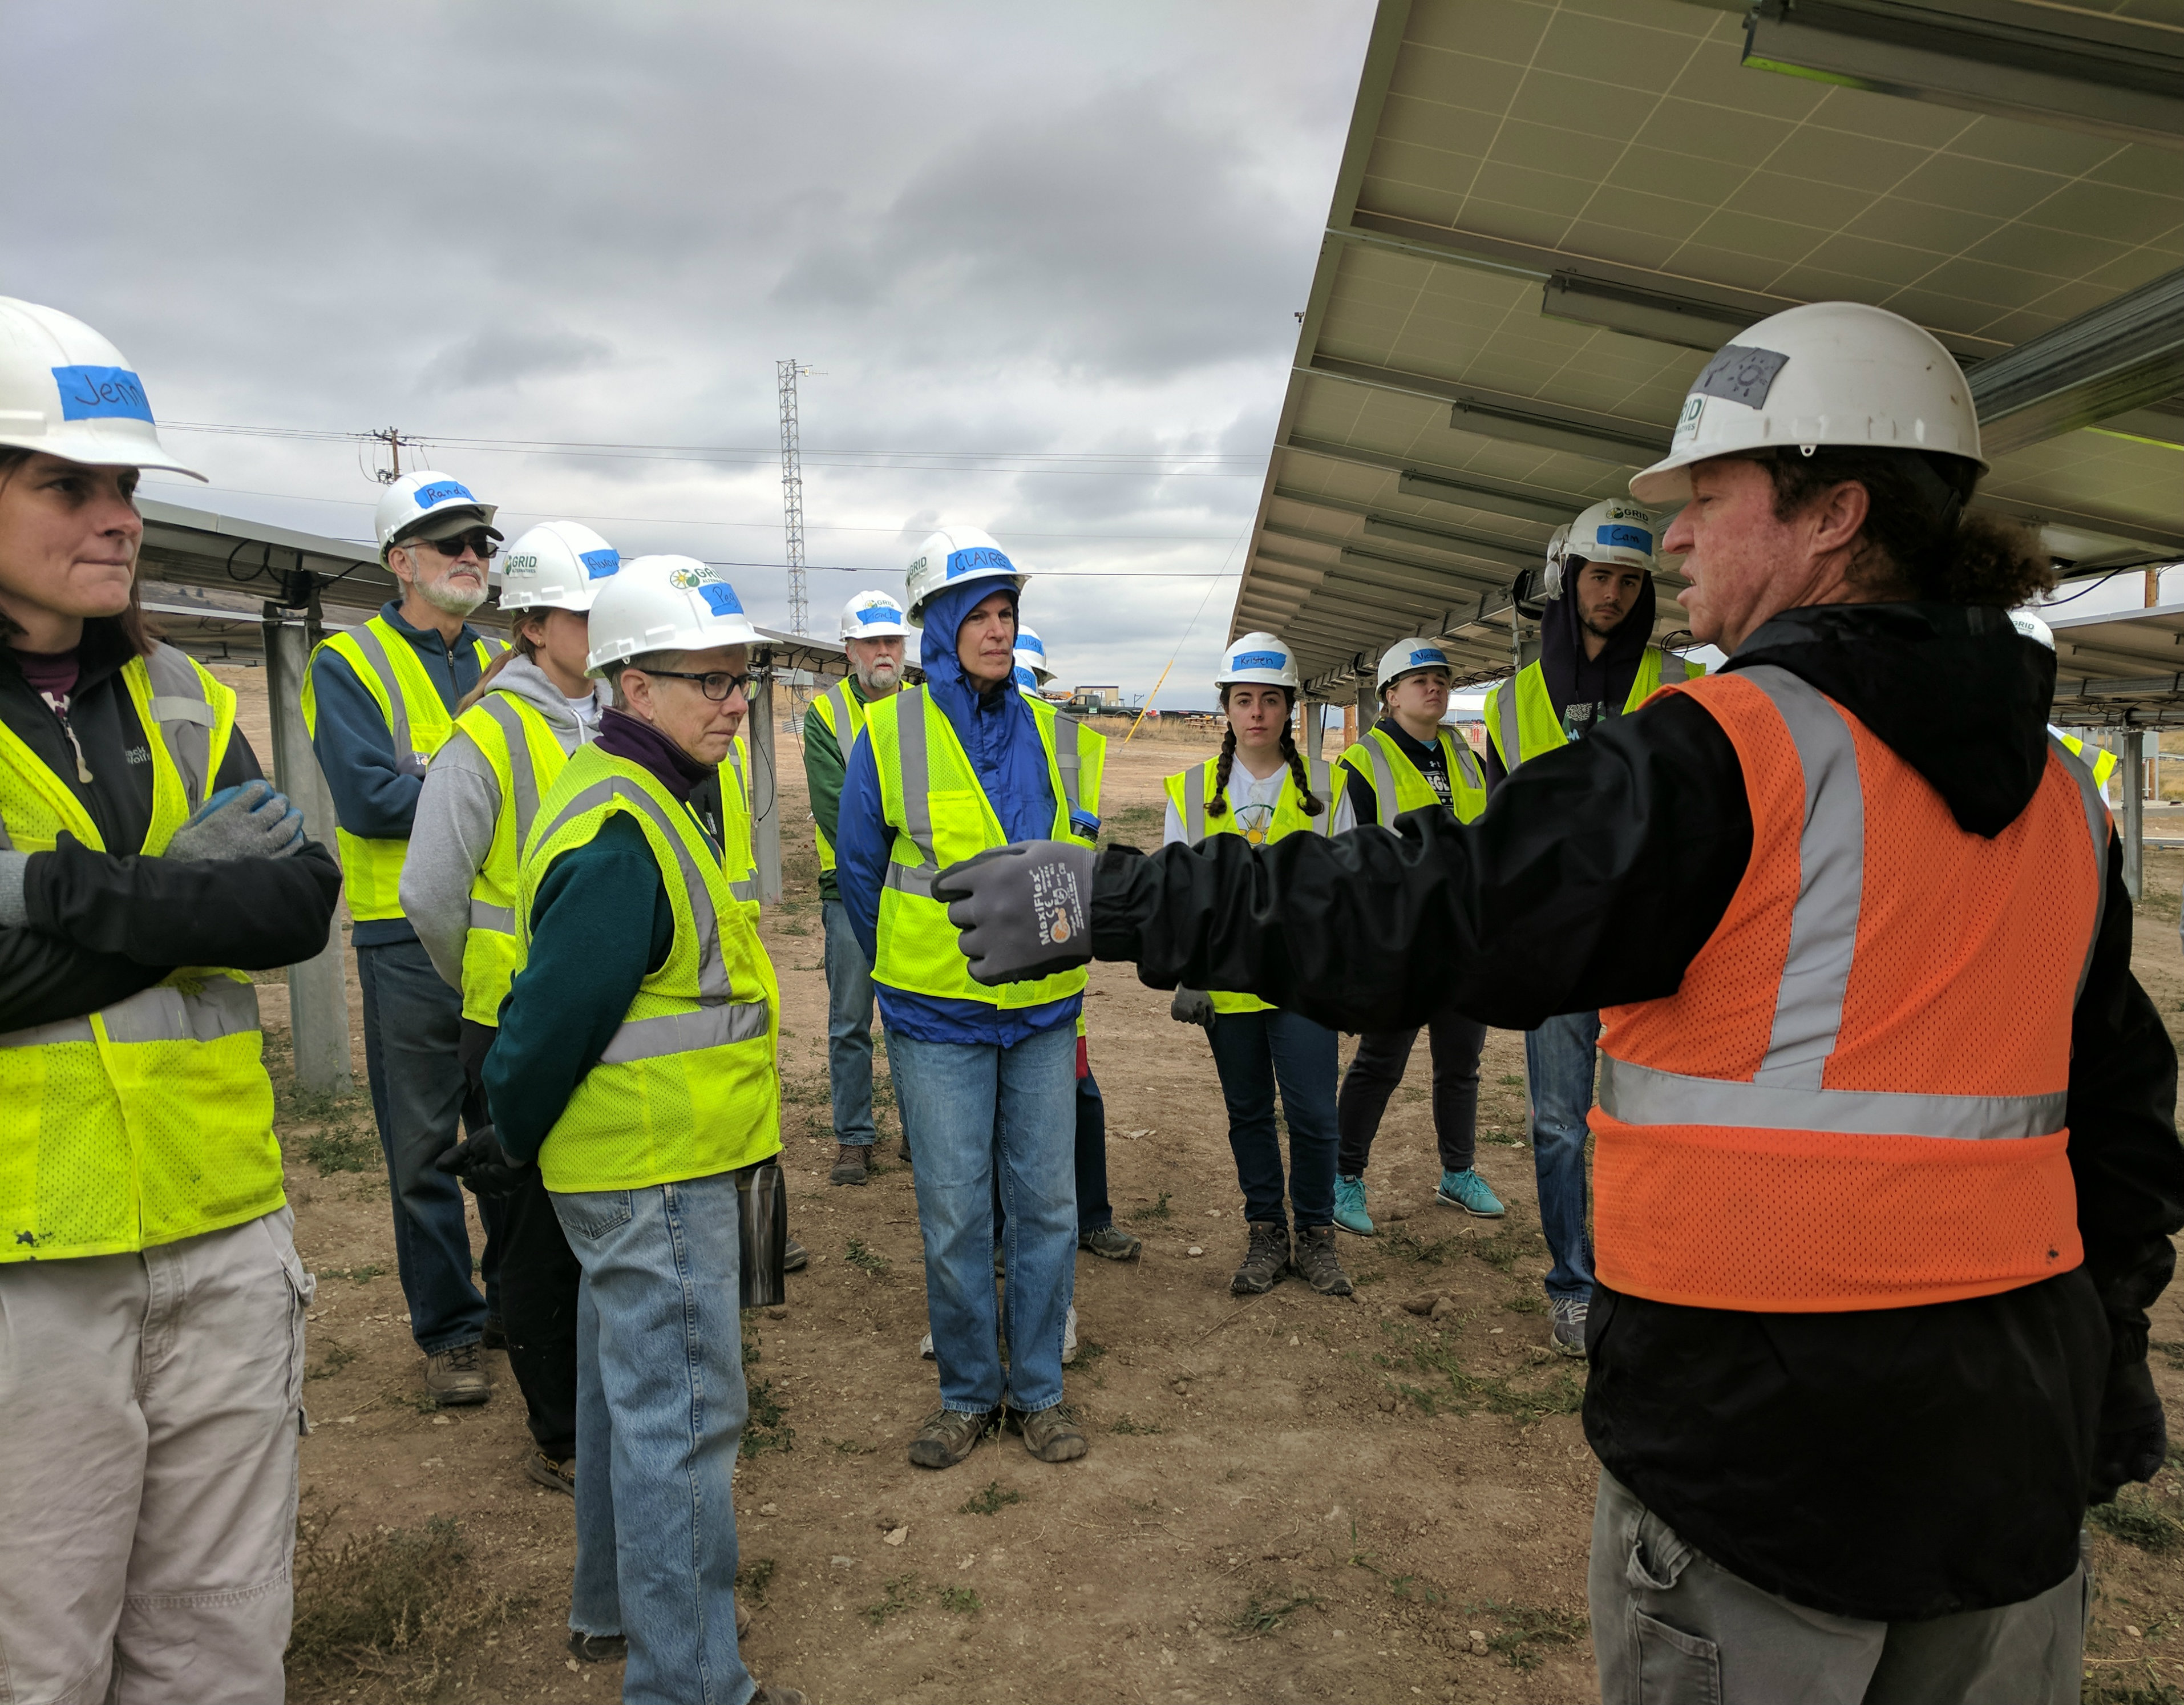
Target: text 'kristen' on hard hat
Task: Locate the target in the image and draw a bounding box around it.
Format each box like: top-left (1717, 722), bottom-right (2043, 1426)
top-left (1015, 624), bottom-right (1054, 685)
top-left (0, 296), bottom-right (203, 479)
top-left (904, 526), bottom-right (1026, 624)
top-left (840, 589), bottom-right (911, 641)
top-left (498, 522), bottom-right (618, 615)
top-left (1631, 301), bottom-right (1985, 507)
top-left (1544, 500), bottom-right (1659, 599)
top-left (585, 556), bottom-right (762, 676)
top-left (1377, 638), bottom-right (1453, 693)
top-left (375, 470), bottom-right (501, 556)
top-left (1216, 633), bottom-right (1300, 691)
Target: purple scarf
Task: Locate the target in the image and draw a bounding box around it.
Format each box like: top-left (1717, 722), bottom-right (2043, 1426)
top-left (595, 707), bottom-right (714, 802)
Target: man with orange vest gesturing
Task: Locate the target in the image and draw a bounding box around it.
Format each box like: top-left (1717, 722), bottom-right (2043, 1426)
top-left (935, 301), bottom-right (2184, 1703)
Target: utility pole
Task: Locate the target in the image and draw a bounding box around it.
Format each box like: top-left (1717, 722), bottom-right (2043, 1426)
top-left (776, 361), bottom-right (812, 636)
top-left (369, 426), bottom-right (411, 484)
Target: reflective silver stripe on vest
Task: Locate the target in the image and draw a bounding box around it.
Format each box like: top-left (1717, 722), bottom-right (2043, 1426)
top-left (883, 862), bottom-right (937, 897)
top-left (0, 977), bottom-right (261, 1050)
top-left (1447, 733), bottom-right (1483, 793)
top-left (1305, 758), bottom-right (1333, 834)
top-left (1054, 711), bottom-right (1082, 814)
top-left (470, 899), bottom-right (517, 934)
top-left (1366, 742), bottom-right (1402, 828)
top-left (531, 777), bottom-right (733, 1004)
top-left (2049, 735), bottom-right (2110, 1003)
top-left (892, 685), bottom-right (942, 875)
top-left (348, 624), bottom-right (413, 765)
top-left (825, 681), bottom-right (859, 740)
top-left (1598, 1056), bottom-right (2067, 1142)
top-left (1182, 762), bottom-right (1206, 842)
top-left (598, 998), bottom-right (769, 1064)
top-left (1494, 682), bottom-right (1521, 771)
top-left (477, 694), bottom-right (543, 853)
top-left (143, 644), bottom-right (217, 807)
top-left (729, 878), bottom-right (759, 902)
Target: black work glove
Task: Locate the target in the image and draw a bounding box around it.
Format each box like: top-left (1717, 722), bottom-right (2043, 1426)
top-left (2089, 1357), bottom-right (2169, 1506)
top-left (934, 840), bottom-right (1095, 987)
top-left (1170, 988), bottom-right (1215, 1031)
top-left (434, 1125), bottom-right (532, 1199)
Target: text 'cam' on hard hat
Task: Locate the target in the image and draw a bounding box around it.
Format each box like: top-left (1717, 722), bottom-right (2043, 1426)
top-left (585, 556), bottom-right (762, 676)
top-left (0, 296), bottom-right (204, 479)
top-left (1544, 500), bottom-right (1659, 599)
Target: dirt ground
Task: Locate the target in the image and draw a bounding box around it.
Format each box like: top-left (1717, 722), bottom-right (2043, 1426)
top-left (211, 668), bottom-right (2184, 1704)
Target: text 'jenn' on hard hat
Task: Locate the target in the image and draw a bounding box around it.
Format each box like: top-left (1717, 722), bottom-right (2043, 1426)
top-left (498, 522), bottom-right (620, 615)
top-left (904, 526), bottom-right (1027, 625)
top-left (1216, 633), bottom-right (1300, 691)
top-left (1630, 301), bottom-right (1985, 508)
top-left (585, 556), bottom-right (762, 677)
top-left (0, 297), bottom-right (204, 479)
top-left (839, 589), bottom-right (911, 642)
top-left (1377, 639), bottom-right (1453, 693)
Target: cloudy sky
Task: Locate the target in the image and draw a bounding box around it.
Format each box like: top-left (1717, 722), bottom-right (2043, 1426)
top-left (7, 1), bottom-right (1376, 707)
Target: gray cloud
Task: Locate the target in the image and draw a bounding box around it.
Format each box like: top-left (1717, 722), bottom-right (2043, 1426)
top-left (422, 326), bottom-right (614, 391)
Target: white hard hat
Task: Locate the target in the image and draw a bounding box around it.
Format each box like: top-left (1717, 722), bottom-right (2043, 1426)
top-left (1377, 637), bottom-right (1454, 693)
top-left (840, 588), bottom-right (910, 641)
top-left (1014, 624), bottom-right (1054, 685)
top-left (2011, 610), bottom-right (2056, 651)
top-left (1216, 632), bottom-right (1300, 691)
top-left (1632, 301), bottom-right (1986, 506)
top-left (0, 297), bottom-right (203, 479)
top-left (1545, 499), bottom-right (1659, 598)
top-left (499, 522), bottom-right (618, 615)
top-left (904, 526), bottom-right (1026, 624)
top-left (585, 555), bottom-right (762, 676)
top-left (375, 470), bottom-right (499, 555)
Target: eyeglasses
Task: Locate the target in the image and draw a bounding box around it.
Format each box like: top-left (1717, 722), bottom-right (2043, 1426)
top-left (412, 530), bottom-right (500, 561)
top-left (639, 668), bottom-right (754, 702)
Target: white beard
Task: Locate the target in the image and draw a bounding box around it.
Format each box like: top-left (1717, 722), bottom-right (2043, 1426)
top-left (856, 658), bottom-right (903, 696)
top-left (419, 573), bottom-right (488, 617)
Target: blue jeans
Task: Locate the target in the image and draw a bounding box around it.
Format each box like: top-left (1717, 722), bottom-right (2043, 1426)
top-left (891, 1025), bottom-right (1077, 1414)
top-left (821, 899), bottom-right (879, 1146)
top-left (552, 1173), bottom-right (752, 1705)
top-left (1075, 1067), bottom-right (1113, 1234)
top-left (1524, 1010), bottom-right (1600, 1302)
top-left (1205, 1008), bottom-right (1341, 1229)
top-left (356, 938), bottom-right (500, 1354)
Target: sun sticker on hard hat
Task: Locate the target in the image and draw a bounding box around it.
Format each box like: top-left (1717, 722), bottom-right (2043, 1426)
top-left (668, 563), bottom-right (718, 589)
top-left (1693, 345), bottom-right (1788, 410)
top-left (698, 583), bottom-right (745, 617)
top-left (1030, 855), bottom-right (1085, 948)
top-left (581, 548), bottom-right (620, 578)
top-left (412, 479), bottom-right (478, 508)
top-left (52, 365), bottom-right (155, 424)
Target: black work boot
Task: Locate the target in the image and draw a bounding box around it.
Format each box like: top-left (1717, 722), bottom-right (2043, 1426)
top-left (1231, 1222), bottom-right (1290, 1296)
top-left (1291, 1225), bottom-right (1355, 1296)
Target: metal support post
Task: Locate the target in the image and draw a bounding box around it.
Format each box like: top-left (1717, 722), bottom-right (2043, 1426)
top-left (1357, 680), bottom-right (1378, 735)
top-left (2122, 729), bottom-right (2145, 903)
top-left (1303, 697), bottom-right (1324, 762)
top-left (262, 614), bottom-right (353, 1096)
top-left (751, 662), bottom-right (783, 905)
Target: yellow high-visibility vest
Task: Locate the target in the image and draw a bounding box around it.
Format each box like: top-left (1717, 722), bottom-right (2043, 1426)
top-left (721, 729), bottom-right (760, 916)
top-left (0, 645), bottom-right (284, 1261)
top-left (515, 744), bottom-right (782, 1193)
top-left (1482, 647), bottom-right (1704, 774)
top-left (861, 686), bottom-right (1104, 1009)
top-left (1337, 725), bottom-right (1487, 827)
top-left (300, 616), bottom-right (504, 922)
top-left (2057, 733), bottom-right (2120, 792)
top-left (1162, 752), bottom-right (1336, 1014)
top-left (809, 678), bottom-right (873, 874)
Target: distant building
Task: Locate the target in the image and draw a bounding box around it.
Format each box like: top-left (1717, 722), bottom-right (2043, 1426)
top-left (1074, 685), bottom-right (1119, 704)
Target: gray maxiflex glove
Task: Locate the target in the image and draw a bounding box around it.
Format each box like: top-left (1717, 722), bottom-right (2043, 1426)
top-left (935, 839), bottom-right (1096, 987)
top-left (0, 850), bottom-right (27, 928)
top-left (165, 779), bottom-right (305, 863)
top-left (1170, 988), bottom-right (1215, 1031)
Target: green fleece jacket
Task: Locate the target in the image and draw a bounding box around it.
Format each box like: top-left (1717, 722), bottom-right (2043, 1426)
top-left (802, 676), bottom-right (883, 903)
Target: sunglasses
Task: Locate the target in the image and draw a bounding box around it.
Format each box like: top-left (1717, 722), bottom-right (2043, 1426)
top-left (412, 530), bottom-right (500, 561)
top-left (640, 668), bottom-right (754, 702)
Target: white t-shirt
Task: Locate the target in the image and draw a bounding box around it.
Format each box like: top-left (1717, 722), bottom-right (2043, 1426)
top-left (1164, 758), bottom-right (1356, 846)
top-left (565, 690), bottom-right (602, 740)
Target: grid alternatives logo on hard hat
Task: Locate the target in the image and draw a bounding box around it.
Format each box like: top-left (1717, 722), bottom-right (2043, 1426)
top-left (839, 589), bottom-right (910, 641)
top-left (0, 296), bottom-right (204, 479)
top-left (585, 555), bottom-right (761, 674)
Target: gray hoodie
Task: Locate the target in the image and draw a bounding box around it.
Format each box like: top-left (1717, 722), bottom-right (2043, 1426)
top-left (401, 654), bottom-right (608, 997)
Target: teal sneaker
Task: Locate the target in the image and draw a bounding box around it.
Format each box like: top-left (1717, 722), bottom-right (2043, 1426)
top-left (1332, 1174), bottom-right (1375, 1237)
top-left (1436, 1168), bottom-right (1505, 1218)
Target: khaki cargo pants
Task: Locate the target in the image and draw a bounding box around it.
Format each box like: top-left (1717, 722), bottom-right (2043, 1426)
top-left (0, 1208), bottom-right (312, 1703)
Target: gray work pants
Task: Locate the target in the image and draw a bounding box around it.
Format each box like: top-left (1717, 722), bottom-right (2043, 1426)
top-left (1588, 1470), bottom-right (2086, 1705)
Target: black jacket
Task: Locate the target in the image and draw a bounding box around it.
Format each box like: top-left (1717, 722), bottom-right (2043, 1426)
top-left (1, 622), bottom-right (342, 1033)
top-left (1482, 571), bottom-right (1660, 789)
top-left (1091, 602), bottom-right (2183, 1621)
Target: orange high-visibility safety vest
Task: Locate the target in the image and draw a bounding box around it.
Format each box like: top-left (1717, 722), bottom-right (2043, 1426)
top-left (1592, 664), bottom-right (2109, 1313)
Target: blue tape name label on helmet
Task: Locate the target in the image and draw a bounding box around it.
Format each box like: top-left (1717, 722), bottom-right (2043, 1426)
top-left (412, 479), bottom-right (478, 509)
top-left (1232, 651), bottom-right (1287, 670)
top-left (580, 548), bottom-right (620, 577)
top-left (1408, 648), bottom-right (1449, 668)
top-left (52, 365), bottom-right (154, 424)
top-left (698, 582), bottom-right (745, 617)
top-left (1596, 525), bottom-right (1652, 552)
top-left (854, 603), bottom-right (896, 625)
top-left (946, 545), bottom-right (1015, 579)
top-left (1014, 666), bottom-right (1038, 688)
top-left (1018, 634), bottom-right (1045, 656)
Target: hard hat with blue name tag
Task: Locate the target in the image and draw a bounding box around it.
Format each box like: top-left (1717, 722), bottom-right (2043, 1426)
top-left (375, 468), bottom-right (500, 556)
top-left (1014, 624), bottom-right (1054, 686)
top-left (585, 555), bottom-right (762, 674)
top-left (1377, 637), bottom-right (1454, 692)
top-left (1216, 632), bottom-right (1301, 691)
top-left (0, 296), bottom-right (204, 479)
top-left (498, 521), bottom-right (618, 615)
top-left (904, 525), bottom-right (1027, 624)
top-left (1544, 499), bottom-right (1659, 597)
top-left (839, 589), bottom-right (911, 641)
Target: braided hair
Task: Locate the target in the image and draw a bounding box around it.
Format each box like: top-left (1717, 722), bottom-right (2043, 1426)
top-left (1209, 686), bottom-right (1323, 818)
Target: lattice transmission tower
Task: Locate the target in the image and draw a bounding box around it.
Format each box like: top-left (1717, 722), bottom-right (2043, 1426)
top-left (776, 359), bottom-right (813, 636)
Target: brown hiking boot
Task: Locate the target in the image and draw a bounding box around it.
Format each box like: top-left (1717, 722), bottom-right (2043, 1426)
top-left (1231, 1222), bottom-right (1289, 1295)
top-left (752, 1686), bottom-right (807, 1705)
top-left (424, 1342), bottom-right (491, 1405)
top-left (829, 1144), bottom-right (870, 1185)
top-left (525, 1449), bottom-right (575, 1495)
top-left (907, 1407), bottom-right (993, 1469)
top-left (1291, 1225), bottom-right (1355, 1296)
top-left (1008, 1403), bottom-right (1088, 1463)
